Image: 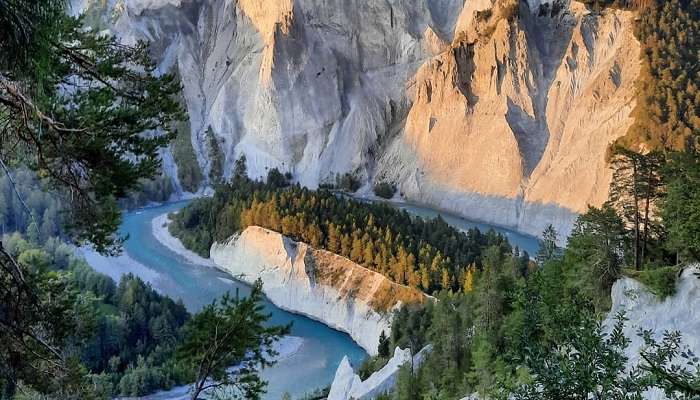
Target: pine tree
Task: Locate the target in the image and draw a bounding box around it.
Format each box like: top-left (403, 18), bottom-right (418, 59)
top-left (536, 225), bottom-right (560, 265)
top-left (327, 223), bottom-right (341, 253)
top-left (441, 268), bottom-right (451, 291)
top-left (350, 233), bottom-right (364, 263)
top-left (463, 264), bottom-right (475, 293)
top-left (176, 280), bottom-right (289, 400)
top-left (378, 330), bottom-right (390, 358)
top-left (340, 234), bottom-right (352, 257)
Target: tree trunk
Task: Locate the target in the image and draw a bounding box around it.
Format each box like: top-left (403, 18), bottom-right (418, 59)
top-left (633, 160), bottom-right (641, 270)
top-left (191, 380), bottom-right (205, 400)
top-left (641, 167), bottom-right (653, 262)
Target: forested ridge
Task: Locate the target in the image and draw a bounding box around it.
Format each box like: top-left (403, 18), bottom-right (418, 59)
top-left (370, 1), bottom-right (700, 397)
top-left (169, 164), bottom-right (527, 295)
top-left (581, 0), bottom-right (700, 150)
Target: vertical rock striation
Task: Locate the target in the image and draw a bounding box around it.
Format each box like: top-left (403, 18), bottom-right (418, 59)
top-left (80, 0), bottom-right (642, 237)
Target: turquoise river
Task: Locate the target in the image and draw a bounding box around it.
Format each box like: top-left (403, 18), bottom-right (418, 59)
top-left (87, 200), bottom-right (540, 399)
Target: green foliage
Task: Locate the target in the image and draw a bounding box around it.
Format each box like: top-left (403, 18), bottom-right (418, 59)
top-left (378, 330), bottom-right (390, 358)
top-left (662, 150), bottom-right (700, 261)
top-left (0, 0), bottom-right (65, 70)
top-left (170, 175), bottom-right (511, 293)
top-left (0, 167), bottom-right (62, 239)
top-left (0, 233), bottom-right (191, 398)
top-left (358, 355), bottom-right (389, 381)
top-left (206, 127), bottom-right (224, 184)
top-left (638, 329), bottom-right (700, 397)
top-left (1, 6), bottom-right (184, 253)
top-left (578, 0), bottom-right (652, 11)
top-left (172, 119), bottom-right (203, 193)
top-left (535, 224), bottom-right (560, 265)
top-left (499, 283), bottom-right (643, 400)
top-left (373, 182), bottom-right (396, 199)
top-left (333, 173), bottom-right (361, 192)
top-left (626, 265), bottom-right (682, 298)
top-left (118, 175), bottom-right (175, 210)
top-left (609, 147), bottom-right (666, 270)
top-left (617, 0), bottom-right (700, 151)
top-left (563, 204), bottom-right (628, 311)
top-left (267, 168), bottom-right (292, 189)
top-left (176, 279), bottom-right (290, 400)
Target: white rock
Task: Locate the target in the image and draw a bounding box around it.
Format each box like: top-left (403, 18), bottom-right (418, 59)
top-left (210, 226), bottom-right (425, 355)
top-left (86, 1), bottom-right (641, 239)
top-left (328, 345), bottom-right (432, 400)
top-left (605, 266), bottom-right (700, 399)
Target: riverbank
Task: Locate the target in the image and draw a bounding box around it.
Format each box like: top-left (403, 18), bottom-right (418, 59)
top-left (153, 211), bottom-right (424, 355)
top-left (151, 213), bottom-right (215, 267)
top-left (122, 335), bottom-right (306, 400)
top-left (82, 202), bottom-right (365, 399)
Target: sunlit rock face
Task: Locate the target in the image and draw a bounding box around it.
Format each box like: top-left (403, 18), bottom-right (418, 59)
top-left (78, 0), bottom-right (640, 237)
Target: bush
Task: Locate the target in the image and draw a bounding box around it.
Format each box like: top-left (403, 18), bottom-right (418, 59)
top-left (336, 173), bottom-right (361, 192)
top-left (373, 182), bottom-right (396, 199)
top-left (625, 265), bottom-right (681, 298)
top-left (357, 355), bottom-right (389, 380)
top-left (267, 168), bottom-right (291, 188)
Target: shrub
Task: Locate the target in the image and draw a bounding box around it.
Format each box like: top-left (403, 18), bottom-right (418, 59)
top-left (357, 355), bottom-right (389, 380)
top-left (373, 182), bottom-right (396, 199)
top-left (266, 168), bottom-right (291, 188)
top-left (336, 173), bottom-right (361, 192)
top-left (624, 265), bottom-right (681, 298)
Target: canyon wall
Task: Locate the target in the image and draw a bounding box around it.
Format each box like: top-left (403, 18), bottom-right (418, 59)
top-left (78, 0), bottom-right (641, 237)
top-left (210, 226), bottom-right (425, 355)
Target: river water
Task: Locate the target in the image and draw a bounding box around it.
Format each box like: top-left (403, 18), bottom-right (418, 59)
top-left (87, 199), bottom-right (540, 399)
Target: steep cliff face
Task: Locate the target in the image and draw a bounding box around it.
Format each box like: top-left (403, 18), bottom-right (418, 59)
top-left (210, 226), bottom-right (425, 355)
top-left (604, 267), bottom-right (700, 400)
top-left (328, 345), bottom-right (432, 400)
top-left (79, 0), bottom-right (640, 237)
top-left (377, 0), bottom-right (640, 236)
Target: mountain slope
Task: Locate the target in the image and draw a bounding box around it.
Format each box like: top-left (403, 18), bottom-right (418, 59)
top-left (79, 0), bottom-right (640, 237)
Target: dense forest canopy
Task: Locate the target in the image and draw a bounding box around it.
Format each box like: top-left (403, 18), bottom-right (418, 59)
top-left (611, 0), bottom-right (700, 151)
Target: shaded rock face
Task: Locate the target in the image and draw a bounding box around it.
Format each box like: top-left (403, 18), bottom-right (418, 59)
top-left (82, 0), bottom-right (640, 237)
top-left (605, 267), bottom-right (700, 400)
top-left (210, 226), bottom-right (425, 355)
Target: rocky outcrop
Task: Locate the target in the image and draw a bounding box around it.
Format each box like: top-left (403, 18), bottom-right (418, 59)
top-left (459, 267), bottom-right (700, 400)
top-left (79, 0), bottom-right (641, 237)
top-left (377, 0), bottom-right (640, 237)
top-left (328, 345), bottom-right (432, 400)
top-left (605, 266), bottom-right (700, 400)
top-left (210, 226), bottom-right (425, 355)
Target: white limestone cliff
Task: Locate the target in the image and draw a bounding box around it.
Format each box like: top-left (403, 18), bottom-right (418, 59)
top-left (604, 266), bottom-right (700, 400)
top-left (210, 226), bottom-right (425, 355)
top-left (328, 345), bottom-right (432, 400)
top-left (78, 0), bottom-right (641, 238)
